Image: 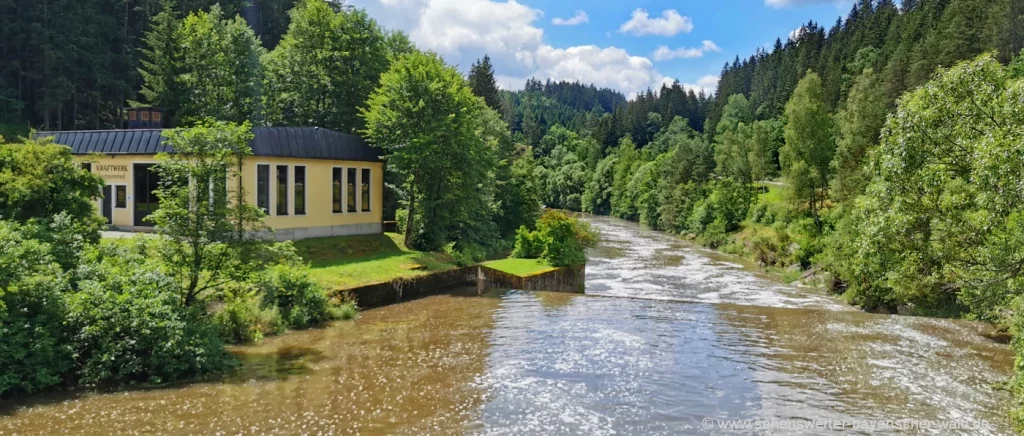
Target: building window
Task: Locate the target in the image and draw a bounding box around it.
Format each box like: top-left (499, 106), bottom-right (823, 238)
top-left (276, 165), bottom-right (289, 216)
top-left (141, 111), bottom-right (150, 121)
top-left (152, 111), bottom-right (161, 122)
top-left (115, 185), bottom-right (127, 208)
top-left (294, 166), bottom-right (306, 215)
top-left (361, 168), bottom-right (371, 212)
top-left (332, 168), bottom-right (343, 213)
top-left (129, 111), bottom-right (137, 121)
top-left (347, 168), bottom-right (357, 213)
top-left (81, 162), bottom-right (92, 172)
top-left (257, 164), bottom-right (270, 214)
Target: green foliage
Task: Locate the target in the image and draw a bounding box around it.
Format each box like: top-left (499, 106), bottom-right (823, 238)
top-left (68, 241), bottom-right (231, 386)
top-left (175, 5), bottom-right (266, 124)
top-left (468, 55), bottom-right (502, 112)
top-left (0, 220), bottom-right (72, 396)
top-left (150, 121), bottom-right (268, 306)
top-left (263, 0), bottom-right (388, 133)
top-left (512, 225), bottom-right (545, 259)
top-left (212, 283), bottom-right (284, 344)
top-left (255, 264), bottom-right (329, 329)
top-left (495, 153), bottom-right (542, 239)
top-left (329, 293), bottom-right (359, 321)
top-left (512, 211), bottom-right (597, 267)
top-left (831, 67), bottom-right (888, 203)
top-left (825, 54), bottom-right (1024, 318)
top-left (0, 137), bottom-right (104, 231)
top-left (362, 51), bottom-right (496, 251)
top-left (781, 72), bottom-right (835, 228)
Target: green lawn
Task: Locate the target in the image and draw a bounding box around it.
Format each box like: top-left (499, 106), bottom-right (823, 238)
top-left (482, 258), bottom-right (558, 277)
top-left (294, 232), bottom-right (458, 291)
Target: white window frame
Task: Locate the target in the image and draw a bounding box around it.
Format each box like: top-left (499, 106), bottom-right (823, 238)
top-left (360, 167), bottom-right (372, 213)
top-left (114, 184), bottom-right (128, 209)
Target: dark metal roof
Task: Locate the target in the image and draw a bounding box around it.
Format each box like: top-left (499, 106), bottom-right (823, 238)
top-left (35, 127), bottom-right (382, 162)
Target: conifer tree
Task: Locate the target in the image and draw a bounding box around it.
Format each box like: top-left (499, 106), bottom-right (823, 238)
top-left (468, 55), bottom-right (502, 112)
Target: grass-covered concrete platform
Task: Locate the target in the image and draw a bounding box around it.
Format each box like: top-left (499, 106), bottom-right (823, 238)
top-left (481, 258), bottom-right (558, 277)
top-left (294, 232), bottom-right (458, 291)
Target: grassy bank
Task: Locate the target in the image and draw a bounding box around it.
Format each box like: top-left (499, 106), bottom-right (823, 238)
top-left (482, 258), bottom-right (558, 276)
top-left (294, 232), bottom-right (459, 291)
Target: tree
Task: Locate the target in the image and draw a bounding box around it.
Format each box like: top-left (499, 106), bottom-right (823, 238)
top-left (824, 54), bottom-right (1024, 319)
top-left (0, 137), bottom-right (103, 231)
top-left (831, 67), bottom-right (887, 203)
top-left (138, 0), bottom-right (183, 126)
top-left (263, 0), bottom-right (387, 133)
top-left (748, 118), bottom-right (783, 187)
top-left (468, 55), bottom-right (502, 112)
top-left (361, 51), bottom-right (491, 251)
top-left (148, 121), bottom-right (267, 306)
top-left (165, 5), bottom-right (266, 125)
top-left (780, 72), bottom-right (835, 228)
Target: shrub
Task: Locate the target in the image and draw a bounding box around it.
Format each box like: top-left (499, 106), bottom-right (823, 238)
top-left (700, 218), bottom-right (729, 248)
top-left (257, 265), bottom-right (329, 329)
top-left (68, 244), bottom-right (231, 385)
top-left (329, 292), bottom-right (359, 321)
top-left (0, 221), bottom-right (72, 396)
top-left (212, 283), bottom-right (284, 344)
top-left (511, 225), bottom-right (545, 258)
top-left (536, 210), bottom-right (597, 267)
top-left (751, 232), bottom-right (783, 266)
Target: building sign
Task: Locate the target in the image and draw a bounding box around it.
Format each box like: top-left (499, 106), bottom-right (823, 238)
top-left (96, 164), bottom-right (129, 181)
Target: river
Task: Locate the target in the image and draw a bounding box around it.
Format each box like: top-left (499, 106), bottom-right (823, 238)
top-left (0, 216), bottom-right (1014, 435)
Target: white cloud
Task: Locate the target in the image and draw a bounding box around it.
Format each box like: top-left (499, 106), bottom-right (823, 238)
top-left (651, 40), bottom-right (721, 61)
top-left (618, 9), bottom-right (694, 37)
top-left (349, 0), bottom-right (674, 96)
top-left (552, 10), bottom-right (588, 26)
top-left (789, 25), bottom-right (806, 41)
top-left (681, 75), bottom-right (720, 95)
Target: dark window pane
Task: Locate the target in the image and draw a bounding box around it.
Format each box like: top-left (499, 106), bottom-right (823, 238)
top-left (294, 166), bottom-right (306, 215)
top-left (277, 165), bottom-right (289, 216)
top-left (361, 168), bottom-right (371, 212)
top-left (81, 162), bottom-right (92, 172)
top-left (332, 168), bottom-right (342, 213)
top-left (347, 168), bottom-right (356, 213)
top-left (116, 185), bottom-right (127, 208)
top-left (257, 165), bottom-right (270, 214)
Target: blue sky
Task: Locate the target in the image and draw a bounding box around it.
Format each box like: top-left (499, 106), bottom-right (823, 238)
top-left (348, 0), bottom-right (854, 97)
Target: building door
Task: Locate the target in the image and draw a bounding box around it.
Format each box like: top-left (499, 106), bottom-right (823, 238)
top-left (101, 185), bottom-right (113, 225)
top-left (133, 163), bottom-right (160, 226)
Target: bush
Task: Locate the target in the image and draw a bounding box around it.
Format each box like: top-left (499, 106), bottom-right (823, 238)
top-left (328, 292), bottom-right (359, 321)
top-left (257, 265), bottom-right (329, 329)
top-left (751, 232), bottom-right (783, 266)
top-left (536, 210), bottom-right (597, 267)
top-left (68, 244), bottom-right (231, 385)
top-left (212, 283), bottom-right (284, 344)
top-left (699, 218), bottom-right (729, 248)
top-left (511, 225), bottom-right (545, 258)
top-left (0, 221), bottom-right (72, 396)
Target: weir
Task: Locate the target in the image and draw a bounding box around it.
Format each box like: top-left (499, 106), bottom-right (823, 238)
top-left (335, 264), bottom-right (586, 308)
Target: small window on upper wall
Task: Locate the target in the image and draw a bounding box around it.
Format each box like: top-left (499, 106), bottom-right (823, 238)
top-left (115, 185), bottom-right (127, 208)
top-left (129, 111), bottom-right (137, 121)
top-left (141, 111), bottom-right (150, 121)
top-left (152, 111), bottom-right (161, 122)
top-left (81, 162), bottom-right (92, 172)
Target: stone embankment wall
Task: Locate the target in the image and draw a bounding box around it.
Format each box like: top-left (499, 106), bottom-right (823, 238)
top-left (336, 265), bottom-right (586, 308)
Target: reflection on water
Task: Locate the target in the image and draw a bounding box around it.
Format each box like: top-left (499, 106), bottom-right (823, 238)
top-left (0, 216), bottom-right (1015, 435)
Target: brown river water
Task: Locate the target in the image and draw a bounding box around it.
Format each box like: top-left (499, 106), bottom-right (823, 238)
top-left (0, 216), bottom-right (1014, 435)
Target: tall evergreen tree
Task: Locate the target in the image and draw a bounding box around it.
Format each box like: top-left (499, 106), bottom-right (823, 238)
top-left (780, 72), bottom-right (835, 229)
top-left (138, 0), bottom-right (183, 126)
top-left (468, 55), bottom-right (501, 112)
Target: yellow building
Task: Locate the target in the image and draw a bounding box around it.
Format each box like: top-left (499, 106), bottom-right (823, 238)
top-left (39, 126), bottom-right (384, 241)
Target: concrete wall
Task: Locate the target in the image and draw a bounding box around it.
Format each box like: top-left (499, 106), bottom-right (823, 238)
top-left (337, 265), bottom-right (587, 309)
